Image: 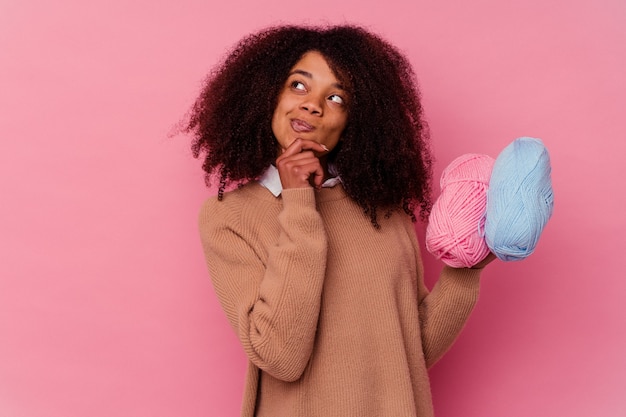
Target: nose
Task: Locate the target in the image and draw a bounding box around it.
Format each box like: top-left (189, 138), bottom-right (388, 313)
top-left (300, 95), bottom-right (323, 115)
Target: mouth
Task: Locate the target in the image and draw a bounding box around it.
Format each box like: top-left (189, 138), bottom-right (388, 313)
top-left (290, 119), bottom-right (315, 133)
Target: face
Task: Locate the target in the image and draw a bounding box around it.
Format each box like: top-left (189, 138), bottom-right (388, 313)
top-left (271, 51), bottom-right (349, 152)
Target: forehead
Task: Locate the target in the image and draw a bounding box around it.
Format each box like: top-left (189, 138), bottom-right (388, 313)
top-left (289, 51), bottom-right (345, 86)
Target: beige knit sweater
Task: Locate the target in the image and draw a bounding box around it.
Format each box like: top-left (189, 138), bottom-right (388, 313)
top-left (199, 182), bottom-right (482, 417)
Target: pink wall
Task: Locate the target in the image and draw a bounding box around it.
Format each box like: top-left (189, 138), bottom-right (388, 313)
top-left (1, 0), bottom-right (624, 416)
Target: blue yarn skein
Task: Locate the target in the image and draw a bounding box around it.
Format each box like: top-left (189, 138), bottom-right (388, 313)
top-left (485, 137), bottom-right (554, 261)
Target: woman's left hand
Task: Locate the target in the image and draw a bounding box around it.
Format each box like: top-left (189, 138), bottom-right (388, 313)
top-left (470, 252), bottom-right (497, 269)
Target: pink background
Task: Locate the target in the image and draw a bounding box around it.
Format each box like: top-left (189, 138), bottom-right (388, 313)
top-left (1, 0), bottom-right (624, 415)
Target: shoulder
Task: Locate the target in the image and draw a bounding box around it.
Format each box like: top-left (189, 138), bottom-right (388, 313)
top-left (199, 182), bottom-right (281, 235)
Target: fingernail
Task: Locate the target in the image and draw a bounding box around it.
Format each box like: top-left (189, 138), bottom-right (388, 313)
top-left (321, 145), bottom-right (329, 151)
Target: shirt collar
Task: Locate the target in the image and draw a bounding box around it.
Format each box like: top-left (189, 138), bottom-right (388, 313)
top-left (258, 164), bottom-right (342, 197)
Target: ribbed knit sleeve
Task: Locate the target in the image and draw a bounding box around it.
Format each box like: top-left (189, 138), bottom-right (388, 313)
top-left (417, 266), bottom-right (480, 367)
top-left (399, 216), bottom-right (481, 368)
top-left (199, 187), bottom-right (327, 382)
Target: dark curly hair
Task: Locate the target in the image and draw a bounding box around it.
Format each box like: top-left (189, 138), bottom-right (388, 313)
top-left (184, 25), bottom-right (433, 226)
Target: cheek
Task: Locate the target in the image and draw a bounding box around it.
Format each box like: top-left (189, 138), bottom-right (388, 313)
top-left (270, 103), bottom-right (292, 149)
top-left (330, 114), bottom-right (348, 136)
top-left (272, 96), bottom-right (292, 125)
top-left (270, 103), bottom-right (285, 134)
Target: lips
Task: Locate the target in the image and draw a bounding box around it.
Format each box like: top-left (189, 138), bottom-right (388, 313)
top-left (290, 119), bottom-right (315, 133)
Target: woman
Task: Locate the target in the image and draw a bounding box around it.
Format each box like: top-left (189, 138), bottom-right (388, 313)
top-left (186, 25), bottom-right (494, 417)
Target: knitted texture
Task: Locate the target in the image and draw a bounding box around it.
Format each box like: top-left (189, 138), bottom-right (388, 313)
top-left (485, 137), bottom-right (554, 261)
top-left (426, 154), bottom-right (495, 268)
top-left (199, 182), bottom-right (482, 417)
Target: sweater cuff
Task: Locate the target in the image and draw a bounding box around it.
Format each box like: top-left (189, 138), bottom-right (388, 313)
top-left (281, 188), bottom-right (317, 208)
top-left (441, 266), bottom-right (481, 290)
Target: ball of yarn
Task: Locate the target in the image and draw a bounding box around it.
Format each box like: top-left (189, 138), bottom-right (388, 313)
top-left (426, 153), bottom-right (495, 268)
top-left (485, 137), bottom-right (554, 261)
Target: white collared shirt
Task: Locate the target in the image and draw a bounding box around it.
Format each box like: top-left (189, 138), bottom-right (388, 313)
top-left (258, 164), bottom-right (342, 197)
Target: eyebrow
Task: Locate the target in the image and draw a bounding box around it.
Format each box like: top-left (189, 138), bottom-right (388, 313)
top-left (289, 69), bottom-right (345, 91)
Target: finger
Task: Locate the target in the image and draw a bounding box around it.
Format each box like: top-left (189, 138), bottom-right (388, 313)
top-left (280, 138), bottom-right (329, 159)
top-left (310, 163), bottom-right (325, 188)
top-left (471, 252), bottom-right (497, 269)
top-left (277, 157), bottom-right (325, 189)
top-left (277, 150), bottom-right (316, 162)
top-left (276, 151), bottom-right (317, 170)
top-left (276, 154), bottom-right (321, 176)
top-left (297, 161), bottom-right (325, 189)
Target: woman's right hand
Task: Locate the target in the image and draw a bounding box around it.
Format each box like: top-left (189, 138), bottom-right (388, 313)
top-left (275, 138), bottom-right (329, 189)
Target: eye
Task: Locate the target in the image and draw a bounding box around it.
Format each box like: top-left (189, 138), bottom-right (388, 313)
top-left (328, 94), bottom-right (345, 105)
top-left (290, 81), bottom-right (306, 91)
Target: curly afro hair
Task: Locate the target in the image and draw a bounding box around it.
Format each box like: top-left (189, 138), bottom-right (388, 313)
top-left (185, 25), bottom-right (433, 226)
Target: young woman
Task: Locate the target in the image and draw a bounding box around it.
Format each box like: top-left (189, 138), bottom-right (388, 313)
top-left (185, 25), bottom-right (494, 417)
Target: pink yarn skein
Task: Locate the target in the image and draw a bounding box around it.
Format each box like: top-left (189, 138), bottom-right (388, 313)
top-left (426, 153), bottom-right (495, 268)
